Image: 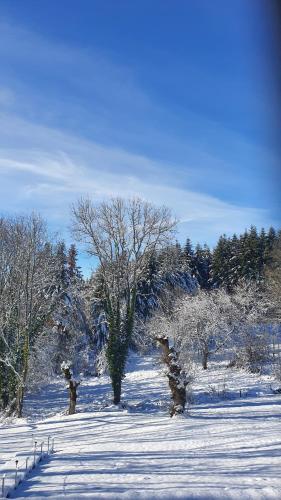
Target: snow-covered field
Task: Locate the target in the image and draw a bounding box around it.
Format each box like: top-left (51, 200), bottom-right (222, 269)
top-left (1, 353), bottom-right (281, 499)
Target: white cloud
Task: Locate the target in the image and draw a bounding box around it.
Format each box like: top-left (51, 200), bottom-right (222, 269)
top-left (0, 113), bottom-right (272, 246)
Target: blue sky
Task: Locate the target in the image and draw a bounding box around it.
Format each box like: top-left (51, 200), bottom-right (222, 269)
top-left (0, 1), bottom-right (280, 273)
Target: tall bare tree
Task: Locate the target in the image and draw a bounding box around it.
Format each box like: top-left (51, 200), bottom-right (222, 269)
top-left (0, 215), bottom-right (59, 416)
top-left (72, 197), bottom-right (176, 404)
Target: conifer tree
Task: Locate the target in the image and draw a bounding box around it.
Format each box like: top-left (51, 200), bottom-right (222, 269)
top-left (183, 238), bottom-right (196, 276)
top-left (210, 235), bottom-right (231, 289)
top-left (67, 244), bottom-right (82, 281)
top-left (246, 226), bottom-right (260, 280)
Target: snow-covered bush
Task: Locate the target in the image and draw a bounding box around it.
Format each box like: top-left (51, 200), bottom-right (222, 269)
top-left (175, 288), bottom-right (236, 370)
top-left (231, 327), bottom-right (270, 373)
top-left (229, 283), bottom-right (270, 373)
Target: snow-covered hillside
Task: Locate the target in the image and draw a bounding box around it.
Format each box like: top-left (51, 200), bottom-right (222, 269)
top-left (1, 353), bottom-right (281, 499)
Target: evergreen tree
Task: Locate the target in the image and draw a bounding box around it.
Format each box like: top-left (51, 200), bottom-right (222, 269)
top-left (136, 251), bottom-right (161, 320)
top-left (210, 235), bottom-right (231, 289)
top-left (267, 226), bottom-right (276, 248)
top-left (228, 234), bottom-right (241, 287)
top-left (183, 238), bottom-right (196, 276)
top-left (264, 227), bottom-right (277, 265)
top-left (193, 244), bottom-right (212, 289)
top-left (240, 226), bottom-right (261, 281)
top-left (67, 244), bottom-right (82, 282)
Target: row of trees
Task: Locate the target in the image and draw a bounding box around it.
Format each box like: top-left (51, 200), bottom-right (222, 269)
top-left (211, 226), bottom-right (278, 290)
top-left (144, 234), bottom-right (281, 416)
top-left (146, 283), bottom-right (271, 416)
top-left (0, 199), bottom-right (279, 418)
top-left (162, 226), bottom-right (278, 291)
top-left (75, 200), bottom-right (280, 415)
top-left (0, 215), bottom-right (89, 416)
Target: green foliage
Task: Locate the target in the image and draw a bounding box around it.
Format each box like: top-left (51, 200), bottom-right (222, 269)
top-left (105, 288), bottom-right (137, 404)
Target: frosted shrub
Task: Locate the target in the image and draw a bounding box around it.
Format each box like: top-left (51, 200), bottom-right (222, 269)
top-left (232, 328), bottom-right (269, 373)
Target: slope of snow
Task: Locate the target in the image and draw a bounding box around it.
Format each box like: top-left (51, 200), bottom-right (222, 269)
top-left (1, 353), bottom-right (281, 499)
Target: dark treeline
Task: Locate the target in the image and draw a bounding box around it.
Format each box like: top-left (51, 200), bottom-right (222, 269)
top-left (134, 226), bottom-right (280, 319)
top-left (158, 225), bottom-right (279, 292)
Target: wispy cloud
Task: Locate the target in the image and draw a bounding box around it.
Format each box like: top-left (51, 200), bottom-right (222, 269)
top-left (0, 113), bottom-right (273, 246)
top-left (0, 20), bottom-right (151, 122)
top-left (0, 19), bottom-right (278, 249)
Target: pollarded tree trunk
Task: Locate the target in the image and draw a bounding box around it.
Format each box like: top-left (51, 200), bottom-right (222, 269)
top-left (61, 363), bottom-right (80, 415)
top-left (157, 337), bottom-right (187, 417)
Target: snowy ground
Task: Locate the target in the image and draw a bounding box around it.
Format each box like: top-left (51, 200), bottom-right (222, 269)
top-left (1, 353), bottom-right (281, 499)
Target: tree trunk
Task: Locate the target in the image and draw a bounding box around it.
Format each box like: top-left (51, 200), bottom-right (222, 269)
top-left (61, 365), bottom-right (80, 415)
top-left (69, 380), bottom-right (78, 415)
top-left (112, 377), bottom-right (122, 405)
top-left (157, 337), bottom-right (187, 417)
top-left (16, 385), bottom-right (24, 417)
top-left (1, 388), bottom-right (9, 410)
top-left (13, 331), bottom-right (30, 417)
top-left (106, 332), bottom-right (125, 405)
top-left (107, 290), bottom-right (137, 406)
top-left (202, 350), bottom-right (209, 370)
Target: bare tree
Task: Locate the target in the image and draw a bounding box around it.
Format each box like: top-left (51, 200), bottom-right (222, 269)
top-left (0, 215), bottom-right (59, 416)
top-left (72, 197), bottom-right (176, 404)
